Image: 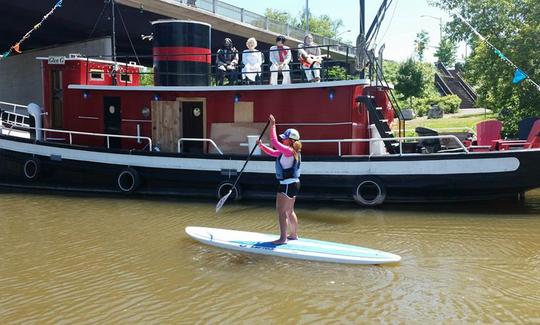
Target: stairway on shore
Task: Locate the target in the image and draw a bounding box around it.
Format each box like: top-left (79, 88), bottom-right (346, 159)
top-left (435, 62), bottom-right (478, 109)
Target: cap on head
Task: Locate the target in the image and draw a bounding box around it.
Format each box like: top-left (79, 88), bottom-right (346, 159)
top-left (279, 128), bottom-right (300, 141)
top-left (276, 35), bottom-right (286, 43)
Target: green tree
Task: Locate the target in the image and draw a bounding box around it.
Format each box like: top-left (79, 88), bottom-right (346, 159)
top-left (297, 9), bottom-right (344, 39)
top-left (264, 8), bottom-right (292, 24)
top-left (414, 30), bottom-right (430, 61)
top-left (433, 0), bottom-right (540, 136)
top-left (395, 58), bottom-right (432, 106)
top-left (434, 36), bottom-right (457, 66)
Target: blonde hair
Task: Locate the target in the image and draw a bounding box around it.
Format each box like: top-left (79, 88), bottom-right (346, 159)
top-left (246, 37), bottom-right (257, 49)
top-left (291, 140), bottom-right (302, 161)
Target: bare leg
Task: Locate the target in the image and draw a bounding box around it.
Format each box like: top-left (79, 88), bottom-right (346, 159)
top-left (285, 197), bottom-right (298, 239)
top-left (272, 193), bottom-right (289, 244)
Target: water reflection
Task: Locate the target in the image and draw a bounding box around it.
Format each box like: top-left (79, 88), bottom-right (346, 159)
top-left (1, 190), bottom-right (539, 323)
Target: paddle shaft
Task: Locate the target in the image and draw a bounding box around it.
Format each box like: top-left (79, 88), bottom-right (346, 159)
top-left (229, 120), bottom-right (270, 192)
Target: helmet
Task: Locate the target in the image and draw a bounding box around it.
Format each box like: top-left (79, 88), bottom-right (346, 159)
top-left (279, 128), bottom-right (300, 141)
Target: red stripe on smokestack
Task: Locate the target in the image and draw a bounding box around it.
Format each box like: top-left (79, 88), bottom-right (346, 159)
top-left (153, 47), bottom-right (211, 63)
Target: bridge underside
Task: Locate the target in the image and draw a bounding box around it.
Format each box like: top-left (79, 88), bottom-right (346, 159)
top-left (0, 0), bottom-right (279, 64)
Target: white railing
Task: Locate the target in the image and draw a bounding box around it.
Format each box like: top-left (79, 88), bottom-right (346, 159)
top-left (302, 135), bottom-right (469, 156)
top-left (0, 100), bottom-right (28, 113)
top-left (172, 0), bottom-right (354, 55)
top-left (177, 138), bottom-right (224, 155)
top-left (1, 110), bottom-right (29, 128)
top-left (1, 119), bottom-right (153, 151)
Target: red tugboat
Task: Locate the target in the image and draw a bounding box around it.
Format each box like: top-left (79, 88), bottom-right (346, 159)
top-left (1, 14), bottom-right (540, 206)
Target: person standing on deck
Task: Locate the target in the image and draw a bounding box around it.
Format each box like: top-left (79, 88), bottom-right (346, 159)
top-left (269, 36), bottom-right (292, 85)
top-left (257, 114), bottom-right (302, 244)
top-left (241, 37), bottom-right (264, 84)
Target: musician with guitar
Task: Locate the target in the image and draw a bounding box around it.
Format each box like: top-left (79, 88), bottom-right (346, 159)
top-left (298, 34), bottom-right (327, 83)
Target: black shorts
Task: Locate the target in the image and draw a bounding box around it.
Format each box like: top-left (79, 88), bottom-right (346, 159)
top-left (277, 182), bottom-right (300, 198)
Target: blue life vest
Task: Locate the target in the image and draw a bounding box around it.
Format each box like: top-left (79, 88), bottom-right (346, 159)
top-left (275, 153), bottom-right (301, 181)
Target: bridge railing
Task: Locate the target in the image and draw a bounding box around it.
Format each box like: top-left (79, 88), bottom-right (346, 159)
top-left (173, 0), bottom-right (354, 55)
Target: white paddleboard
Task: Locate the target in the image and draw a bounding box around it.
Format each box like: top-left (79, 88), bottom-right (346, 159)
top-left (185, 227), bottom-right (401, 265)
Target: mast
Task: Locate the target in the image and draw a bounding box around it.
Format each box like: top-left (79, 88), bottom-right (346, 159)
top-left (359, 0), bottom-right (365, 78)
top-left (111, 0), bottom-right (117, 63)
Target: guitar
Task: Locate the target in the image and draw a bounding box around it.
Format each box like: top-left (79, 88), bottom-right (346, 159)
top-left (300, 54), bottom-right (329, 68)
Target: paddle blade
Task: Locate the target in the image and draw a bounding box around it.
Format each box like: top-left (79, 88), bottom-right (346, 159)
top-left (215, 189), bottom-right (232, 213)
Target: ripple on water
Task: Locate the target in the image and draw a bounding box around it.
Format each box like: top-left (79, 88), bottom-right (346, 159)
top-left (1, 192), bottom-right (540, 323)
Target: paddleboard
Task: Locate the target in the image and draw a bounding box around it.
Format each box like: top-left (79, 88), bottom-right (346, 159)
top-left (185, 227), bottom-right (401, 265)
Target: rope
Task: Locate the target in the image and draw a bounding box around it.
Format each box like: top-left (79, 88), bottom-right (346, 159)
top-left (1, 0), bottom-right (63, 61)
top-left (454, 12), bottom-right (540, 91)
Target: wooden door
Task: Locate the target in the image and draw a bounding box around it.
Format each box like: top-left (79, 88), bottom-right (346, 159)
top-left (151, 100), bottom-right (181, 152)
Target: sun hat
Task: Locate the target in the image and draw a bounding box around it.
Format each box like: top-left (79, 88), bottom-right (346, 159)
top-left (279, 128), bottom-right (300, 141)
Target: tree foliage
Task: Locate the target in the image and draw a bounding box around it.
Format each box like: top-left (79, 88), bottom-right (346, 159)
top-left (434, 36), bottom-right (457, 66)
top-left (432, 0), bottom-right (540, 135)
top-left (262, 8), bottom-right (344, 40)
top-left (395, 58), bottom-right (433, 105)
top-left (414, 30), bottom-right (430, 61)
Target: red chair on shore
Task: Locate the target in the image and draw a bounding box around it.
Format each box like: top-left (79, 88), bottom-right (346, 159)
top-left (466, 120), bottom-right (502, 151)
top-left (492, 119), bottom-right (540, 150)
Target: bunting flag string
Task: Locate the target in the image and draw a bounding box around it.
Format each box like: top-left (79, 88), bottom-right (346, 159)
top-left (454, 12), bottom-right (540, 92)
top-left (0, 0), bottom-right (63, 61)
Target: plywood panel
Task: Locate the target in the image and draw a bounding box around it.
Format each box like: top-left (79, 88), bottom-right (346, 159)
top-left (210, 122), bottom-right (268, 154)
top-left (234, 102), bottom-right (254, 123)
top-left (151, 100), bottom-right (181, 152)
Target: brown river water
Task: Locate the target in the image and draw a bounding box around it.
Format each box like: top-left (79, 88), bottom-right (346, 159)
top-left (1, 190), bottom-right (540, 324)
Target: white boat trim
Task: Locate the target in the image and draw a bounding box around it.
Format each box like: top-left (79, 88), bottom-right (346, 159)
top-left (0, 138), bottom-right (521, 176)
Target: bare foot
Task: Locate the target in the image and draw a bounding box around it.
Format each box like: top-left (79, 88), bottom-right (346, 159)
top-left (287, 235), bottom-right (298, 240)
top-left (271, 239), bottom-right (287, 245)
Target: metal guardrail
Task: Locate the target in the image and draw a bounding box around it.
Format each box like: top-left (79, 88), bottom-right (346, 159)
top-left (178, 138), bottom-right (224, 154)
top-left (173, 0), bottom-right (354, 55)
top-left (0, 101), bottom-right (28, 113)
top-left (302, 135), bottom-right (469, 156)
top-left (1, 118), bottom-right (153, 151)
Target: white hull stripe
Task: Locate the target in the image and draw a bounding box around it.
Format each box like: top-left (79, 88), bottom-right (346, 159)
top-left (0, 139), bottom-right (520, 176)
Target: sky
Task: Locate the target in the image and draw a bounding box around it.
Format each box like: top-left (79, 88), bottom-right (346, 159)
top-left (222, 0), bottom-right (466, 63)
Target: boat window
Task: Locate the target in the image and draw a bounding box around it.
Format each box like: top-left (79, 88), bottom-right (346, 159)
top-left (89, 69), bottom-right (104, 81)
top-left (120, 73), bottom-right (132, 83)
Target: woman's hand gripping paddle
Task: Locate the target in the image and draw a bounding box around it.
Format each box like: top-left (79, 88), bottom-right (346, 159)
top-left (215, 120), bottom-right (271, 213)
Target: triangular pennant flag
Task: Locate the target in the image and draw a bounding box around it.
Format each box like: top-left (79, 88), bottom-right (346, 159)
top-left (12, 43), bottom-right (21, 53)
top-left (512, 68), bottom-right (528, 84)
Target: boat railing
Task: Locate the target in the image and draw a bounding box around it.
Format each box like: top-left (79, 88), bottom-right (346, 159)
top-left (302, 135), bottom-right (469, 157)
top-left (178, 138), bottom-right (224, 155)
top-left (0, 100), bottom-right (28, 113)
top-left (1, 119), bottom-right (153, 151)
top-left (83, 44), bottom-right (355, 86)
top-left (1, 110), bottom-right (30, 128)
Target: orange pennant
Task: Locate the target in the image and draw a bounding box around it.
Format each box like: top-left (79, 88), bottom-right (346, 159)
top-left (12, 43), bottom-right (22, 53)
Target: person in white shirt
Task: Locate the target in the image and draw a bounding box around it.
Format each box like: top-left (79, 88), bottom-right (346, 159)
top-left (269, 35), bottom-right (291, 85)
top-left (298, 34), bottom-right (322, 82)
top-left (241, 37), bottom-right (264, 84)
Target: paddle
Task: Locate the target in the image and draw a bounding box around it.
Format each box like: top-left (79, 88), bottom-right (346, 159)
top-left (215, 120), bottom-right (270, 213)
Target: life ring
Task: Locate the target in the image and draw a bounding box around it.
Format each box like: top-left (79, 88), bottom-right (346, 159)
top-left (23, 158), bottom-right (40, 181)
top-left (216, 181), bottom-right (242, 201)
top-left (353, 178), bottom-right (386, 206)
top-left (117, 167), bottom-right (140, 193)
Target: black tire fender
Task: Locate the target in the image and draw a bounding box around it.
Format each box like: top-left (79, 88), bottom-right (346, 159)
top-left (23, 157), bottom-right (40, 181)
top-left (117, 167), bottom-right (140, 193)
top-left (216, 181), bottom-right (242, 201)
top-left (353, 177), bottom-right (386, 206)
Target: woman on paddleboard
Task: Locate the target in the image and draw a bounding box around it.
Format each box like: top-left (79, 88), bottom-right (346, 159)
top-left (257, 114), bottom-right (302, 244)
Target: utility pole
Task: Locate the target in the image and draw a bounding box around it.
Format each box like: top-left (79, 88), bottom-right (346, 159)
top-left (305, 0), bottom-right (309, 34)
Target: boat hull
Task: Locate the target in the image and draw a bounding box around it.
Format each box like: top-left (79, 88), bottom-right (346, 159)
top-left (1, 135), bottom-right (539, 204)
